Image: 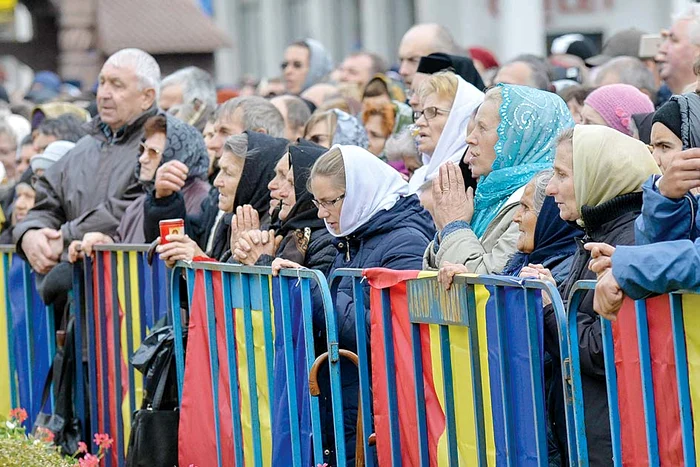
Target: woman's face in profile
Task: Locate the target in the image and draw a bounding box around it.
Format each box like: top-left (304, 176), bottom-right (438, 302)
top-left (512, 181), bottom-right (538, 254)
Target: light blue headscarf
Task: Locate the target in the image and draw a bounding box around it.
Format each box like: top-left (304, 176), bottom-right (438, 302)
top-left (470, 84), bottom-right (575, 238)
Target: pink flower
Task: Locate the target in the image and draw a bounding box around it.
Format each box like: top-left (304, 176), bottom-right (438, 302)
top-left (317, 464), bottom-right (329, 467)
top-left (9, 408), bottom-right (27, 424)
top-left (78, 441), bottom-right (88, 453)
top-left (78, 453), bottom-right (99, 467)
top-left (93, 433), bottom-right (113, 450)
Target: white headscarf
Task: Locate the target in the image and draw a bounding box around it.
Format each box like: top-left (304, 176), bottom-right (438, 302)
top-left (330, 145), bottom-right (409, 238)
top-left (408, 75), bottom-right (484, 193)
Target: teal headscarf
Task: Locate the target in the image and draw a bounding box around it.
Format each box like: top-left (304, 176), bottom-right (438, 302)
top-left (470, 84), bottom-right (574, 238)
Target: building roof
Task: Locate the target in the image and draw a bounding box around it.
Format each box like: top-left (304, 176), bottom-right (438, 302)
top-left (97, 0), bottom-right (230, 55)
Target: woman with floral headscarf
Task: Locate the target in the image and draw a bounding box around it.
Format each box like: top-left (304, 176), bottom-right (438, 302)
top-left (426, 84), bottom-right (575, 275)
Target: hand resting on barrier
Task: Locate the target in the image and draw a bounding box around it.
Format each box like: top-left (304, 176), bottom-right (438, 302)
top-left (156, 233), bottom-right (205, 267)
top-left (585, 242), bottom-right (625, 321)
top-left (437, 260), bottom-right (469, 290)
top-left (68, 232), bottom-right (114, 263)
top-left (233, 229), bottom-right (282, 265)
top-left (519, 264), bottom-right (555, 306)
top-left (271, 257), bottom-right (303, 276)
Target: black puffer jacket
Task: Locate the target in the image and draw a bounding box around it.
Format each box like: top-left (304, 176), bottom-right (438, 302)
top-left (544, 192), bottom-right (642, 466)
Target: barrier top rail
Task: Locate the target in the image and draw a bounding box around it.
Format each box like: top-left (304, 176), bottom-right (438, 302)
top-left (92, 244), bottom-right (152, 253)
top-left (0, 245), bottom-right (16, 253)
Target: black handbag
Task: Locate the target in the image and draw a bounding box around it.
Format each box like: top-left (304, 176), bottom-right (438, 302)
top-left (125, 326), bottom-right (181, 467)
top-left (32, 315), bottom-right (82, 456)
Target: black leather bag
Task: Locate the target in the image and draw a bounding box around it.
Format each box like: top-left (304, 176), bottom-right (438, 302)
top-left (125, 326), bottom-right (181, 467)
top-left (32, 316), bottom-right (82, 456)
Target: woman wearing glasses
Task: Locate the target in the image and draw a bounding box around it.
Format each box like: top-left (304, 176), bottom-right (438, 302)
top-left (68, 114), bottom-right (210, 258)
top-left (427, 84), bottom-right (575, 275)
top-left (273, 144), bottom-right (434, 465)
top-left (408, 70), bottom-right (484, 194)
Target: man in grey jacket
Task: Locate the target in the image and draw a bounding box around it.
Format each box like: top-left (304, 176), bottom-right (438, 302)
top-left (14, 48), bottom-right (161, 304)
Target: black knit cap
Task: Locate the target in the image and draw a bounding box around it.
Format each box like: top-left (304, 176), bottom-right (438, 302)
top-left (652, 99), bottom-right (682, 141)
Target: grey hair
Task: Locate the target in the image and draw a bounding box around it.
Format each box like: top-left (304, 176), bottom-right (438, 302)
top-left (279, 96), bottom-right (312, 134)
top-left (161, 66), bottom-right (217, 109)
top-left (556, 127), bottom-right (575, 147)
top-left (104, 48), bottom-right (161, 98)
top-left (384, 129), bottom-right (420, 162)
top-left (0, 121), bottom-right (17, 148)
top-left (346, 51), bottom-right (388, 76)
top-left (223, 134), bottom-right (249, 160)
top-left (531, 169), bottom-right (554, 216)
top-left (505, 54), bottom-right (551, 91)
top-left (594, 56), bottom-right (657, 99)
top-left (217, 96), bottom-right (285, 139)
top-left (674, 4), bottom-right (700, 46)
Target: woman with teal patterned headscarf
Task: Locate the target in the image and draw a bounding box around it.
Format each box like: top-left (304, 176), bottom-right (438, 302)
top-left (424, 84), bottom-right (574, 275)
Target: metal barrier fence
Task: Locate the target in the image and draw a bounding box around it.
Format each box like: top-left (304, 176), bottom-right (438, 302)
top-left (74, 244), bottom-right (169, 466)
top-left (329, 268), bottom-right (576, 466)
top-left (0, 245), bottom-right (56, 429)
top-left (170, 261), bottom-right (347, 467)
top-left (567, 281), bottom-right (699, 467)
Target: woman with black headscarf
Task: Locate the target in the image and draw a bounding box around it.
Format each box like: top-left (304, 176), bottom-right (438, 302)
top-left (230, 141), bottom-right (336, 275)
top-left (153, 131), bottom-right (288, 264)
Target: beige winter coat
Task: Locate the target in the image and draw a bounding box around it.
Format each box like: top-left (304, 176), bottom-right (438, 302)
top-left (423, 186), bottom-right (524, 274)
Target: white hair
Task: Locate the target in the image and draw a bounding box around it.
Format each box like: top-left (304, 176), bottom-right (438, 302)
top-left (104, 48), bottom-right (161, 98)
top-left (161, 66), bottom-right (216, 109)
top-left (674, 4), bottom-right (700, 46)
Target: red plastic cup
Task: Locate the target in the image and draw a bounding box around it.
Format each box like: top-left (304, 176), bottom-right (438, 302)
top-left (159, 218), bottom-right (185, 245)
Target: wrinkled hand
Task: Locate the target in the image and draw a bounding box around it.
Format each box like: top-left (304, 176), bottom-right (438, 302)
top-left (593, 269), bottom-right (625, 321)
top-left (155, 234), bottom-right (204, 268)
top-left (68, 240), bottom-right (83, 264)
top-left (658, 149), bottom-right (700, 199)
top-left (520, 263), bottom-right (556, 306)
top-left (233, 229), bottom-right (282, 265)
top-left (230, 205), bottom-right (261, 251)
top-left (585, 242), bottom-right (616, 275)
top-left (22, 228), bottom-right (62, 274)
top-left (437, 261), bottom-right (469, 290)
top-left (271, 258), bottom-right (304, 276)
top-left (155, 161), bottom-right (189, 199)
top-left (431, 163), bottom-right (472, 231)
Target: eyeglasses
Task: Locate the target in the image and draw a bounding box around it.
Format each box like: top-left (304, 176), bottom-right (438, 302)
top-left (140, 142), bottom-right (163, 158)
top-left (413, 106), bottom-right (451, 123)
top-left (281, 60), bottom-right (304, 70)
top-left (312, 193), bottom-right (345, 210)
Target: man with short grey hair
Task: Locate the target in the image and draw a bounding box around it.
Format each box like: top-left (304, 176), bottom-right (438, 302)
top-left (594, 56), bottom-right (657, 102)
top-left (493, 54), bottom-right (551, 91)
top-left (658, 4), bottom-right (700, 94)
top-left (338, 51), bottom-right (388, 89)
top-left (270, 95), bottom-right (311, 141)
top-left (159, 66), bottom-right (217, 131)
top-left (398, 23), bottom-right (459, 88)
top-left (14, 48), bottom-right (165, 304)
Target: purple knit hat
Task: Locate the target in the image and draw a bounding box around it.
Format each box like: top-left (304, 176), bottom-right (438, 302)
top-left (584, 84), bottom-right (655, 136)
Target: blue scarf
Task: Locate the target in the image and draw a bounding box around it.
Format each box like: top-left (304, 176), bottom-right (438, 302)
top-left (471, 84), bottom-right (575, 238)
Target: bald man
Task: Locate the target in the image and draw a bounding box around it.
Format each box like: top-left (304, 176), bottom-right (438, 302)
top-left (398, 23), bottom-right (458, 88)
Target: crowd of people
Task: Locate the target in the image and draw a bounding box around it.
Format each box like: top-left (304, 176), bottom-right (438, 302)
top-left (4, 4), bottom-right (700, 465)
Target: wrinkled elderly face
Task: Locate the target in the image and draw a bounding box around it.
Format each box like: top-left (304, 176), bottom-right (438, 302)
top-left (12, 183), bottom-right (35, 225)
top-left (213, 150), bottom-right (246, 212)
top-left (415, 93), bottom-right (452, 156)
top-left (580, 104), bottom-right (608, 126)
top-left (138, 131), bottom-right (167, 181)
top-left (650, 122), bottom-right (683, 172)
top-left (398, 30), bottom-right (436, 87)
top-left (97, 62), bottom-right (155, 131)
top-left (547, 141), bottom-right (578, 221)
top-left (658, 19), bottom-right (700, 89)
top-left (310, 175), bottom-right (345, 234)
top-left (465, 97), bottom-right (500, 178)
top-left (512, 181), bottom-right (538, 254)
top-left (209, 111), bottom-right (245, 159)
top-left (268, 153), bottom-right (296, 220)
top-left (282, 45), bottom-right (311, 95)
top-left (159, 83), bottom-right (184, 111)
